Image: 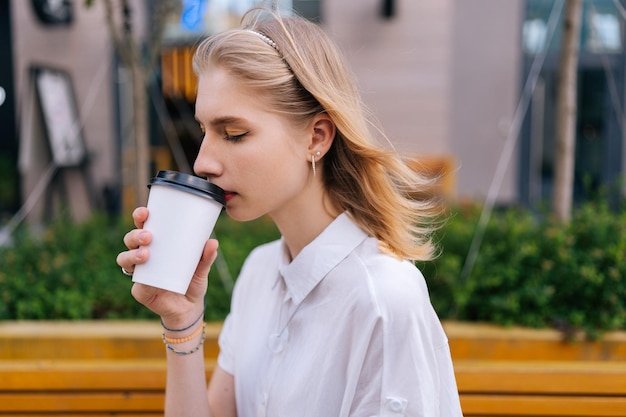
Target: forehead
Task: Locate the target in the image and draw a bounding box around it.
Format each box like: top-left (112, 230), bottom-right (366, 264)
top-left (194, 67), bottom-right (266, 121)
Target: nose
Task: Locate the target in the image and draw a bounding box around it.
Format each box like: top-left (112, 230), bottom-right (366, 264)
top-left (193, 137), bottom-right (222, 180)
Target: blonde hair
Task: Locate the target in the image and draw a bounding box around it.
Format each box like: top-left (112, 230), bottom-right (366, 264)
top-left (193, 7), bottom-right (440, 261)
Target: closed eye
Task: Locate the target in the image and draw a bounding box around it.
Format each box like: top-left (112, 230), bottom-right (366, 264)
top-left (224, 131), bottom-right (248, 142)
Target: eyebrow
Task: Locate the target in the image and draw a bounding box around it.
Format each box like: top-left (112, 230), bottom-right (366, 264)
top-left (195, 115), bottom-right (248, 128)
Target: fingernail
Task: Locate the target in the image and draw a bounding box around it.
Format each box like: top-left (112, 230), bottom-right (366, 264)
top-left (139, 231), bottom-right (148, 243)
top-left (136, 248), bottom-right (144, 260)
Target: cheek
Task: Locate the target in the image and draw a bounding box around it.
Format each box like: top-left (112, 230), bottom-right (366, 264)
top-left (244, 149), bottom-right (307, 198)
top-left (235, 123), bottom-right (309, 189)
top-left (269, 146), bottom-right (307, 177)
top-left (251, 138), bottom-right (305, 178)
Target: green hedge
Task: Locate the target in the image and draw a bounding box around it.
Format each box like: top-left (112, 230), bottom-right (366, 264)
top-left (0, 213), bottom-right (279, 321)
top-left (420, 201), bottom-right (626, 339)
top-left (1, 202), bottom-right (624, 338)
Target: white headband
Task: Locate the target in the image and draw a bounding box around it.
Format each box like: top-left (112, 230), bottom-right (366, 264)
top-left (246, 30), bottom-right (279, 52)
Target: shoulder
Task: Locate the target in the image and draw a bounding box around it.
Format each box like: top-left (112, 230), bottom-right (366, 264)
top-left (329, 237), bottom-right (451, 350)
top-left (331, 238), bottom-right (432, 318)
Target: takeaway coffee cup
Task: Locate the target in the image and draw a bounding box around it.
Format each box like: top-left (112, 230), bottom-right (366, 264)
top-left (132, 170), bottom-right (225, 294)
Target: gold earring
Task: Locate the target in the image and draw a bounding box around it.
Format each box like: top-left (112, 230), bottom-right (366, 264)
top-left (311, 151), bottom-right (321, 176)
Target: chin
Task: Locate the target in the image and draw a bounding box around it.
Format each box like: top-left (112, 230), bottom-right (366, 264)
top-left (224, 207), bottom-right (265, 223)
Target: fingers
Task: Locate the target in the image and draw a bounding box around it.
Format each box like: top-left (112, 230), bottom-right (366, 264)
top-left (117, 208), bottom-right (152, 274)
top-left (186, 239), bottom-right (219, 300)
top-left (118, 230), bottom-right (151, 273)
top-left (115, 245), bottom-right (149, 274)
top-left (195, 239), bottom-right (220, 279)
top-left (132, 206), bottom-right (149, 229)
top-left (123, 229), bottom-right (152, 250)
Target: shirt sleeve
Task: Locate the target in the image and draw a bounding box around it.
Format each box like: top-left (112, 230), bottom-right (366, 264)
top-left (216, 312), bottom-right (235, 374)
top-left (349, 262), bottom-right (463, 417)
top-left (215, 248), bottom-right (254, 375)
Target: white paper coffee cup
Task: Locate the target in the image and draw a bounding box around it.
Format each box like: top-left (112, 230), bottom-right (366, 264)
top-left (132, 170), bottom-right (225, 294)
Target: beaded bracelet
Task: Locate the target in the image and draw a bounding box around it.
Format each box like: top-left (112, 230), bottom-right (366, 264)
top-left (163, 322), bottom-right (205, 345)
top-left (160, 301), bottom-right (206, 332)
top-left (162, 325), bottom-right (206, 355)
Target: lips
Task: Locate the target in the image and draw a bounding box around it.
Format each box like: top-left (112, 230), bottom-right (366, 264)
top-left (223, 191), bottom-right (237, 203)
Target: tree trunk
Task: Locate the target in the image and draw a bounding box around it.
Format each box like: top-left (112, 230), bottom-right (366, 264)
top-left (131, 59), bottom-right (150, 207)
top-left (552, 0), bottom-right (583, 222)
top-left (97, 0), bottom-right (178, 211)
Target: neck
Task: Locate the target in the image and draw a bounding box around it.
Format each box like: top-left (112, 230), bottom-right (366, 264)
top-left (270, 181), bottom-right (339, 260)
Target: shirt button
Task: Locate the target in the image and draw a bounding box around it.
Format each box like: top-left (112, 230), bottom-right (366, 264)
top-left (386, 397), bottom-right (407, 413)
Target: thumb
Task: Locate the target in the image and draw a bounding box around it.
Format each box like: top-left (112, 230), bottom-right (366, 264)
top-left (195, 238), bottom-right (219, 280)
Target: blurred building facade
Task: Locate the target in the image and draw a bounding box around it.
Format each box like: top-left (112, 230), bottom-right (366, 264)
top-left (2, 0), bottom-right (625, 225)
top-left (6, 0), bottom-right (148, 223)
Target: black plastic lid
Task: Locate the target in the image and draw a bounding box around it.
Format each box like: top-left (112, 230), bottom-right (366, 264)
top-left (148, 170), bottom-right (225, 206)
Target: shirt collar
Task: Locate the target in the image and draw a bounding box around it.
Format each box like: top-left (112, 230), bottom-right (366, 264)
top-left (278, 212), bottom-right (369, 305)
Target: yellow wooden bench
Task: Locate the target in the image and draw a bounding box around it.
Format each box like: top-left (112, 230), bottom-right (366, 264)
top-left (446, 322), bottom-right (626, 417)
top-left (1, 360), bottom-right (169, 416)
top-left (0, 321), bottom-right (219, 416)
top-left (1, 321), bottom-right (625, 416)
top-left (456, 360), bottom-right (626, 416)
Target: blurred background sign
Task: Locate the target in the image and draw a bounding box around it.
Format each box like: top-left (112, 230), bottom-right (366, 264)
top-left (163, 0), bottom-right (295, 42)
top-left (33, 66), bottom-right (86, 168)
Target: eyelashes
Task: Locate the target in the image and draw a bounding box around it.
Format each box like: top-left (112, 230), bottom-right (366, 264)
top-left (198, 124), bottom-right (248, 143)
top-left (224, 131), bottom-right (248, 142)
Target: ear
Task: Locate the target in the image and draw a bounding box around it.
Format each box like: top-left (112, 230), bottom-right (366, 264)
top-left (308, 112), bottom-right (336, 157)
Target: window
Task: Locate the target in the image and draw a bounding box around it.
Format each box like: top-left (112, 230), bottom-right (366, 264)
top-left (293, 0), bottom-right (321, 21)
top-left (522, 0), bottom-right (623, 55)
top-left (519, 0), bottom-right (625, 207)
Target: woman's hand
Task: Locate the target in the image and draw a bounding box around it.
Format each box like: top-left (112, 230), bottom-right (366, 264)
top-left (116, 207), bottom-right (219, 329)
top-left (117, 207), bottom-right (152, 277)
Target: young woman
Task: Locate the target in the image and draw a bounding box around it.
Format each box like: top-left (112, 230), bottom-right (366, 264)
top-left (117, 6), bottom-right (463, 417)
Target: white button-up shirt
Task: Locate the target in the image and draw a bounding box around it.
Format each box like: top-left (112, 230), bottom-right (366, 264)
top-left (218, 213), bottom-right (463, 417)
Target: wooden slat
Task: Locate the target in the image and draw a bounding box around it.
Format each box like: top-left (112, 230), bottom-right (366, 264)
top-left (0, 415), bottom-right (162, 417)
top-left (444, 322), bottom-right (626, 362)
top-left (0, 392), bottom-right (164, 413)
top-left (0, 359), bottom-right (215, 391)
top-left (0, 360), bottom-right (165, 390)
top-left (455, 360), bottom-right (626, 395)
top-left (460, 394), bottom-right (626, 416)
top-left (0, 321), bottom-right (222, 360)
